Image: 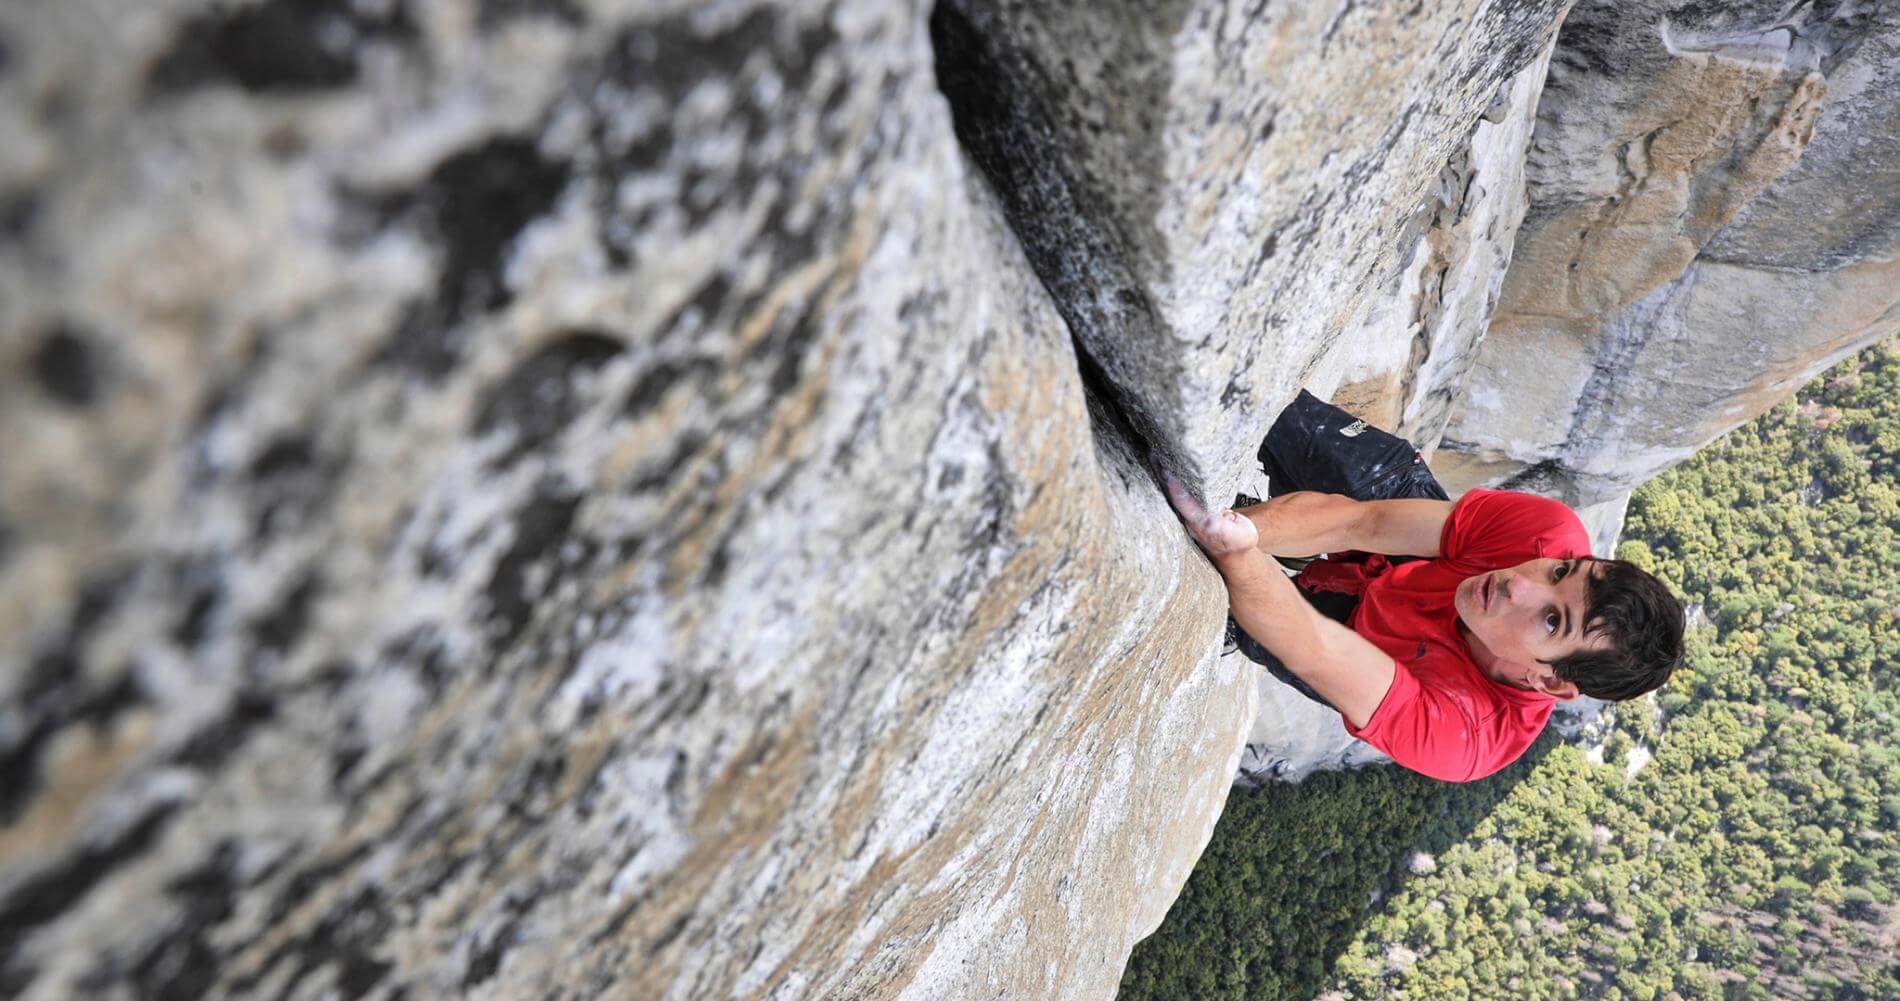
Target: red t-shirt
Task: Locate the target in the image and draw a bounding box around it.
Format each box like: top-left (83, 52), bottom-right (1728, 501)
top-left (1297, 488), bottom-right (1593, 782)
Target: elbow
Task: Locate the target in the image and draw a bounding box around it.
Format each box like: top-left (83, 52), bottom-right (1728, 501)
top-left (1339, 496), bottom-right (1379, 552)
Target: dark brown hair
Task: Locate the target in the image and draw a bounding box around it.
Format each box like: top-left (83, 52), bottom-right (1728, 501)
top-left (1544, 557), bottom-right (1686, 701)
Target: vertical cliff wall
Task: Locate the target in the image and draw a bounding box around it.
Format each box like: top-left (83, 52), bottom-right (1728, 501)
top-left (0, 0), bottom-right (1590, 991)
top-left (5, 0), bottom-right (1896, 997)
top-left (933, 0), bottom-right (1572, 501)
top-left (1437, 0), bottom-right (1900, 505)
top-left (0, 3), bottom-right (1254, 997)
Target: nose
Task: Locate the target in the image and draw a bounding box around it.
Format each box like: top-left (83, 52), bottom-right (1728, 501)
top-left (1501, 573), bottom-right (1548, 607)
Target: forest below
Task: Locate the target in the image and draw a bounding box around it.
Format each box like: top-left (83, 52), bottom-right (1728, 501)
top-left (1121, 337), bottom-right (1900, 1000)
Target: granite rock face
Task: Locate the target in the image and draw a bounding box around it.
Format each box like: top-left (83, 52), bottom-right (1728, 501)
top-left (934, 0), bottom-right (1573, 501)
top-left (6, 0), bottom-right (1897, 997)
top-left (1303, 35), bottom-right (1558, 453)
top-left (0, 2), bottom-right (1252, 998)
top-left (1435, 0), bottom-right (1900, 505)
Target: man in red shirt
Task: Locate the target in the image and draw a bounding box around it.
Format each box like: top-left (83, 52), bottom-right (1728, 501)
top-left (1167, 395), bottom-right (1686, 782)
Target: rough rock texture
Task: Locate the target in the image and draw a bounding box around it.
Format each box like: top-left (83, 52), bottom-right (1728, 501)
top-left (1436, 0), bottom-right (1900, 505)
top-left (1236, 660), bottom-right (1388, 787)
top-left (8, 0), bottom-right (1896, 995)
top-left (934, 0), bottom-right (1574, 501)
top-left (1305, 35), bottom-right (1559, 456)
top-left (0, 2), bottom-right (1254, 998)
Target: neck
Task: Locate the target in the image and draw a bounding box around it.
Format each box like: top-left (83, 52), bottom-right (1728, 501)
top-left (1458, 620), bottom-right (1528, 690)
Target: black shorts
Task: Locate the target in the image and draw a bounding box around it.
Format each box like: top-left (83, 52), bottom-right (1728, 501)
top-left (1236, 391), bottom-right (1450, 711)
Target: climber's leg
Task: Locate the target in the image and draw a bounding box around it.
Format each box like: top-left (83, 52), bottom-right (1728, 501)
top-left (1257, 390), bottom-right (1450, 502)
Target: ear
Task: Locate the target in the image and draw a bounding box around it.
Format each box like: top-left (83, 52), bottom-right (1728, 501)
top-left (1539, 676), bottom-right (1582, 700)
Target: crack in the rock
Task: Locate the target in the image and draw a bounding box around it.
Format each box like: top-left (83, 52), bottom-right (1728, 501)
top-left (929, 1), bottom-right (1188, 495)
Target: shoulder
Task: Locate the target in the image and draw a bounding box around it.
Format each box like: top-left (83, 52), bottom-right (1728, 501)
top-left (1464, 703), bottom-right (1552, 781)
top-left (1347, 649), bottom-right (1551, 782)
top-left (1439, 489), bottom-right (1590, 567)
top-left (1342, 660), bottom-right (1480, 780)
top-left (1450, 488), bottom-right (1582, 533)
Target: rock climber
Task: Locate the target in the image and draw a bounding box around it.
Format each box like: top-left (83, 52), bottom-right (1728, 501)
top-left (1164, 391), bottom-right (1685, 782)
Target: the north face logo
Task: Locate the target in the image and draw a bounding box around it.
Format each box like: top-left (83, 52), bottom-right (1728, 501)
top-left (1339, 420), bottom-right (1370, 438)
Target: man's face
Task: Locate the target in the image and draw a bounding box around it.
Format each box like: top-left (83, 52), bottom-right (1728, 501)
top-left (1453, 557), bottom-right (1611, 699)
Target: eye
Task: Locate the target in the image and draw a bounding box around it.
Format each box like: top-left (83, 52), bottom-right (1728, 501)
top-left (1553, 561), bottom-right (1570, 581)
top-left (1544, 609), bottom-right (1560, 635)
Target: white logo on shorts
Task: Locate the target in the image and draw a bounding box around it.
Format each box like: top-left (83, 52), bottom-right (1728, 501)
top-left (1339, 420), bottom-right (1370, 438)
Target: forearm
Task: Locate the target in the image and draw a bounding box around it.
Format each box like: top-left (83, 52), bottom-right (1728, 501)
top-left (1166, 476), bottom-right (1396, 728)
top-left (1210, 546), bottom-right (1392, 728)
top-left (1239, 492), bottom-right (1449, 558)
top-left (1236, 492), bottom-right (1363, 557)
top-left (1211, 548), bottom-right (1324, 658)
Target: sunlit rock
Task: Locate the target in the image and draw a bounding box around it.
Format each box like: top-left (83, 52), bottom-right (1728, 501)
top-left (935, 0), bottom-right (1573, 500)
top-left (0, 3), bottom-right (1251, 997)
top-left (1437, 0), bottom-right (1900, 505)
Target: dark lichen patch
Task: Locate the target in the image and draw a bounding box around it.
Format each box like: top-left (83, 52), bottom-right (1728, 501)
top-left (483, 483), bottom-right (587, 650)
top-left (498, 751), bottom-right (568, 823)
top-left (1, 188), bottom-right (38, 239)
top-left (619, 427), bottom-right (703, 497)
top-left (2, 570), bottom-right (143, 822)
top-left (674, 272), bottom-right (732, 337)
top-left (0, 672), bottom-right (144, 826)
top-left (330, 743), bottom-right (367, 787)
top-left (251, 886), bottom-right (396, 1000)
top-left (250, 570), bottom-right (322, 658)
top-left (601, 9), bottom-right (777, 100)
top-left (118, 842), bottom-right (241, 1001)
top-left (622, 357), bottom-right (717, 422)
top-left (462, 890), bottom-right (542, 988)
top-left (475, 330), bottom-right (624, 467)
top-left (32, 324), bottom-right (104, 408)
top-left (767, 298), bottom-right (825, 395)
top-left (376, 625), bottom-right (453, 695)
top-left (376, 299), bottom-right (467, 383)
top-left (253, 841), bottom-right (375, 936)
top-left (462, 907), bottom-right (522, 987)
top-left (0, 804), bottom-right (180, 985)
top-left (401, 808), bottom-right (472, 896)
top-left (249, 434), bottom-right (316, 479)
top-left (413, 138), bottom-right (569, 312)
top-left (591, 7), bottom-right (837, 151)
top-left (1219, 376), bottom-right (1251, 409)
top-left (172, 690), bottom-right (278, 770)
top-left (170, 561), bottom-right (222, 650)
top-left (15, 568), bottom-right (136, 707)
top-left (189, 380), bottom-right (238, 439)
top-left (222, 842), bottom-right (384, 994)
top-left (369, 137), bottom-right (572, 378)
top-left (648, 910), bottom-right (692, 956)
top-left (583, 9), bottom-right (842, 265)
top-left (246, 433), bottom-right (342, 541)
top-left (145, 0), bottom-right (418, 96)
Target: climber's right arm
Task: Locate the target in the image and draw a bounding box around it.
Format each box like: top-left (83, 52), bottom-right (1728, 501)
top-left (1209, 545), bottom-right (1396, 729)
top-left (1236, 492), bottom-right (1453, 559)
top-left (1164, 478), bottom-right (1395, 728)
